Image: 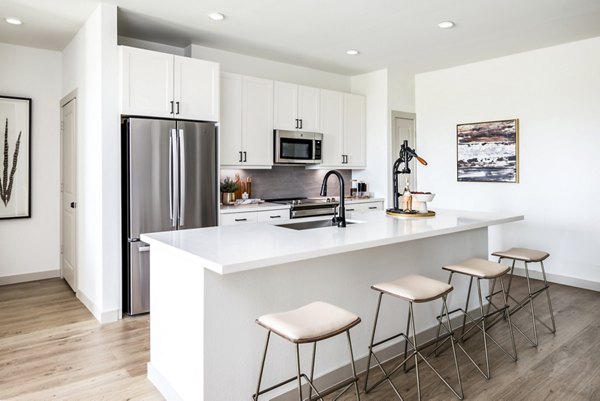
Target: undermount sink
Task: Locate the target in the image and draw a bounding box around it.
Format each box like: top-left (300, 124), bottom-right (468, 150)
top-left (277, 219), bottom-right (361, 231)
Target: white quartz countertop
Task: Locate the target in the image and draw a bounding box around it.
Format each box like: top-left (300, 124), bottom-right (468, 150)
top-left (141, 209), bottom-right (523, 275)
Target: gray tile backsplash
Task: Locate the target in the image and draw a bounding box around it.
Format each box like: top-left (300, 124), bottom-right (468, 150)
top-left (220, 167), bottom-right (352, 199)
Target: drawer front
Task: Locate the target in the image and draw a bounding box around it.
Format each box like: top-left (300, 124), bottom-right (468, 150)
top-left (220, 212), bottom-right (258, 226)
top-left (257, 209), bottom-right (290, 223)
top-left (345, 201), bottom-right (383, 213)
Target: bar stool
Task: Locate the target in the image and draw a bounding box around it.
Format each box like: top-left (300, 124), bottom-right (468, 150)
top-left (252, 301), bottom-right (361, 401)
top-left (364, 274), bottom-right (463, 401)
top-left (437, 258), bottom-right (517, 380)
top-left (491, 247), bottom-right (556, 346)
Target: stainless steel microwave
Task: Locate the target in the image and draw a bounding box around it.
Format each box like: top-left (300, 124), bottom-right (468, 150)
top-left (274, 130), bottom-right (323, 164)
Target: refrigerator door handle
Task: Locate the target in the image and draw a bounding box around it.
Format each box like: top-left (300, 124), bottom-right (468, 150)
top-left (178, 128), bottom-right (186, 227)
top-left (170, 128), bottom-right (179, 227)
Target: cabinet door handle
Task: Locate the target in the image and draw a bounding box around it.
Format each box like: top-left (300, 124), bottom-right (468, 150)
top-left (341, 155), bottom-right (345, 164)
top-left (368, 206), bottom-right (378, 210)
top-left (170, 101), bottom-right (174, 114)
top-left (70, 202), bottom-right (77, 209)
top-left (176, 101), bottom-right (180, 115)
top-left (346, 208), bottom-right (355, 211)
top-left (299, 119), bottom-right (303, 129)
top-left (295, 118), bottom-right (299, 129)
top-left (344, 155), bottom-right (348, 164)
top-left (243, 151), bottom-right (247, 162)
top-left (239, 151), bottom-right (243, 162)
top-left (270, 215), bottom-right (281, 219)
top-left (235, 218), bottom-right (248, 222)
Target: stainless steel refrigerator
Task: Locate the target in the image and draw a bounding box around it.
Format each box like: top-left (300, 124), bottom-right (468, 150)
top-left (122, 117), bottom-right (218, 315)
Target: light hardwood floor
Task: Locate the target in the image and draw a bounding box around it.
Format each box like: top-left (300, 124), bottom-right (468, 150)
top-left (1, 277), bottom-right (599, 401)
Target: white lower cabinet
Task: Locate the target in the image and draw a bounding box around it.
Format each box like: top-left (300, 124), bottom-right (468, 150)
top-left (220, 208), bottom-right (290, 226)
top-left (345, 200), bottom-right (384, 213)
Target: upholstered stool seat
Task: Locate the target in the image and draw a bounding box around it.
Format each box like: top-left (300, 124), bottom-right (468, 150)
top-left (492, 247), bottom-right (549, 262)
top-left (372, 274), bottom-right (453, 303)
top-left (444, 258), bottom-right (510, 279)
top-left (256, 301), bottom-right (360, 343)
top-left (365, 274), bottom-right (463, 400)
top-left (252, 302), bottom-right (361, 401)
top-left (491, 247), bottom-right (556, 347)
top-left (437, 258), bottom-right (517, 380)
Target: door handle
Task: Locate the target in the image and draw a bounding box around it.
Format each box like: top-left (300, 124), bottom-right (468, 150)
top-left (299, 119), bottom-right (303, 129)
top-left (346, 208), bottom-right (355, 212)
top-left (170, 101), bottom-right (174, 114)
top-left (234, 218), bottom-right (248, 222)
top-left (270, 215), bottom-right (281, 219)
top-left (239, 151), bottom-right (243, 162)
top-left (295, 119), bottom-right (299, 129)
top-left (368, 206), bottom-right (378, 210)
top-left (70, 202), bottom-right (76, 209)
top-left (243, 151), bottom-right (247, 162)
top-left (176, 101), bottom-right (180, 115)
top-left (341, 155), bottom-right (345, 164)
top-left (170, 129), bottom-right (178, 227)
top-left (178, 128), bottom-right (186, 227)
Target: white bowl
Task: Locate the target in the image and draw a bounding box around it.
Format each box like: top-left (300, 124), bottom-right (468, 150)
top-left (413, 193), bottom-right (435, 203)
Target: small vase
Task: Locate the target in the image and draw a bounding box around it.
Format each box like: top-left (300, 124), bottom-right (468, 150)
top-left (222, 192), bottom-right (236, 205)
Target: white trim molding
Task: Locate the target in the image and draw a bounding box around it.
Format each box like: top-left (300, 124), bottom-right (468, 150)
top-left (0, 269), bottom-right (60, 286)
top-left (76, 290), bottom-right (120, 324)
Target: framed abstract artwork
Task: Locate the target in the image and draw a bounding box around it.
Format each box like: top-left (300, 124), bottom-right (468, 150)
top-left (457, 119), bottom-right (519, 183)
top-left (0, 95), bottom-right (31, 219)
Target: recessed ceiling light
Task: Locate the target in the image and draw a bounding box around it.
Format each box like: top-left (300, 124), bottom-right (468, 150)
top-left (346, 49), bottom-right (360, 56)
top-left (208, 12), bottom-right (225, 21)
top-left (438, 21), bottom-right (455, 29)
top-left (5, 17), bottom-right (23, 26)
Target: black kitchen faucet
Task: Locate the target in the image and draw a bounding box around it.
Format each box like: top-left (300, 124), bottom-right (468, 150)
top-left (320, 170), bottom-right (346, 227)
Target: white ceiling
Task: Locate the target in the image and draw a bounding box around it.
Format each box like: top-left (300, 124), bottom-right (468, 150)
top-left (2, 0), bottom-right (600, 75)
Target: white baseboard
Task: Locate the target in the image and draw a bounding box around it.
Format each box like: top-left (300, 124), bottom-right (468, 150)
top-left (512, 268), bottom-right (600, 292)
top-left (0, 269), bottom-right (60, 285)
top-left (148, 363), bottom-right (184, 401)
top-left (76, 290), bottom-right (121, 324)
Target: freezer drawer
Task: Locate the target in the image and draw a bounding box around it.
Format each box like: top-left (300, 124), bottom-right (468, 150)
top-left (127, 242), bottom-right (150, 315)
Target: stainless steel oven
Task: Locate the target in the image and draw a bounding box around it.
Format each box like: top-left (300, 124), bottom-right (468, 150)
top-left (274, 130), bottom-right (322, 164)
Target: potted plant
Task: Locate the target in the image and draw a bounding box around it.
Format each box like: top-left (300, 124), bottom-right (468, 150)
top-left (220, 176), bottom-right (239, 205)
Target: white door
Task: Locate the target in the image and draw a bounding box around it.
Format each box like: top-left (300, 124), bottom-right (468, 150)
top-left (242, 76), bottom-right (273, 166)
top-left (320, 89), bottom-right (344, 166)
top-left (219, 73), bottom-right (243, 166)
top-left (174, 56), bottom-right (219, 122)
top-left (273, 81), bottom-right (298, 130)
top-left (297, 85), bottom-right (320, 132)
top-left (392, 114), bottom-right (417, 189)
top-left (343, 93), bottom-right (366, 167)
top-left (61, 99), bottom-right (77, 292)
top-left (119, 46), bottom-right (174, 118)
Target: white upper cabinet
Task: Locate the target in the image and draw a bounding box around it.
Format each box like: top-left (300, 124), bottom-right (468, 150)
top-left (343, 93), bottom-right (366, 168)
top-left (119, 46), bottom-right (219, 122)
top-left (220, 73), bottom-right (273, 168)
top-left (174, 56), bottom-right (219, 121)
top-left (320, 89), bottom-right (344, 166)
top-left (120, 46), bottom-right (174, 118)
top-left (273, 81), bottom-right (320, 132)
top-left (242, 76), bottom-right (273, 166)
top-left (219, 73), bottom-right (243, 166)
top-left (319, 90), bottom-right (366, 168)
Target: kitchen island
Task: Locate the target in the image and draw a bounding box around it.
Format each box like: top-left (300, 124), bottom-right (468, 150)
top-left (141, 209), bottom-right (523, 401)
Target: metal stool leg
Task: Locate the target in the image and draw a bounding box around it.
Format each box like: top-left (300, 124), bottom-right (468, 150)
top-left (346, 330), bottom-right (361, 401)
top-left (476, 278), bottom-right (491, 379)
top-left (523, 262), bottom-right (539, 346)
top-left (540, 260), bottom-right (557, 334)
top-left (409, 302), bottom-right (421, 401)
top-left (442, 296), bottom-right (464, 400)
top-left (364, 292), bottom-right (382, 393)
top-left (253, 330), bottom-right (271, 401)
top-left (435, 272), bottom-right (453, 356)
top-left (308, 342), bottom-right (317, 401)
top-left (500, 277), bottom-right (518, 361)
top-left (461, 277), bottom-right (473, 340)
top-left (295, 344), bottom-right (303, 401)
top-left (403, 302), bottom-right (412, 372)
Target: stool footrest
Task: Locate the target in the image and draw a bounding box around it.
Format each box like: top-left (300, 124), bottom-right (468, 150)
top-left (254, 375), bottom-right (298, 398)
top-left (307, 376), bottom-right (358, 401)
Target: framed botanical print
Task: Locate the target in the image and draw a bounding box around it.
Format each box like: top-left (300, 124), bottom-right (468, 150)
top-left (457, 119), bottom-right (519, 183)
top-left (0, 96), bottom-right (31, 219)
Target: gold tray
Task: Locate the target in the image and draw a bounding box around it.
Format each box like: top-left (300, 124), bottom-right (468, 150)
top-left (386, 209), bottom-right (436, 218)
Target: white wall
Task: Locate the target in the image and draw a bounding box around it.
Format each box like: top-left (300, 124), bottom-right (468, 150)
top-left (416, 36), bottom-right (600, 286)
top-left (351, 69), bottom-right (389, 202)
top-left (118, 36), bottom-right (186, 56)
top-left (188, 44), bottom-right (351, 92)
top-left (62, 3), bottom-right (120, 322)
top-left (0, 43), bottom-right (62, 282)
